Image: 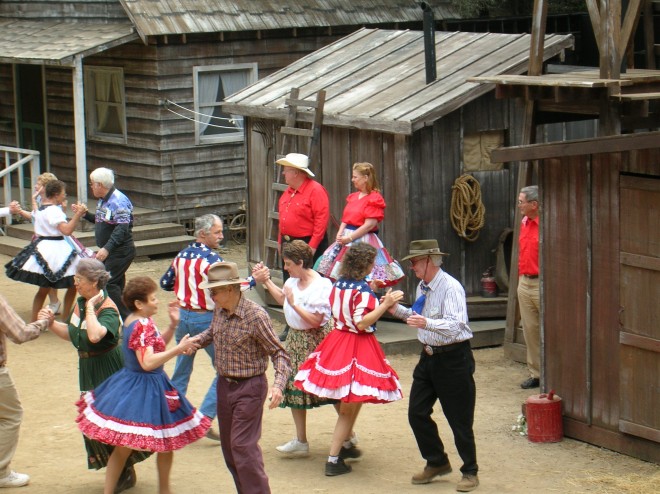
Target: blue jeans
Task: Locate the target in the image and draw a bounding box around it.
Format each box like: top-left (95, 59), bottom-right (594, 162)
top-left (170, 309), bottom-right (217, 419)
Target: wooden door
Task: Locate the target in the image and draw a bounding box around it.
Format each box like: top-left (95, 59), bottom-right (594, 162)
top-left (618, 174), bottom-right (660, 443)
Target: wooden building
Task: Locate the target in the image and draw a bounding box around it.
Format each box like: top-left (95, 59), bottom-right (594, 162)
top-left (0, 0), bottom-right (459, 223)
top-left (490, 132), bottom-right (659, 463)
top-left (470, 0), bottom-right (659, 462)
top-left (223, 28), bottom-right (578, 303)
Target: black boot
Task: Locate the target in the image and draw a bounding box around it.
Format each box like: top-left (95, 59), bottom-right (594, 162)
top-left (278, 324), bottom-right (290, 342)
top-left (114, 465), bottom-right (136, 493)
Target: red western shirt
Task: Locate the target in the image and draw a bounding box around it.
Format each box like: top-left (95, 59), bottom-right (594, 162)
top-left (278, 178), bottom-right (330, 249)
top-left (518, 215), bottom-right (539, 276)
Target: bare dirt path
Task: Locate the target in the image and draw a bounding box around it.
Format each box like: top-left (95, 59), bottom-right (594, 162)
top-left (1, 246), bottom-right (657, 493)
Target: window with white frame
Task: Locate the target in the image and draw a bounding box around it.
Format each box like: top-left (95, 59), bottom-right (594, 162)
top-left (193, 63), bottom-right (257, 144)
top-left (84, 66), bottom-right (127, 143)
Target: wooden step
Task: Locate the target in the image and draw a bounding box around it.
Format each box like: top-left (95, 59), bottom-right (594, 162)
top-left (4, 222), bottom-right (188, 245)
top-left (0, 229), bottom-right (194, 258)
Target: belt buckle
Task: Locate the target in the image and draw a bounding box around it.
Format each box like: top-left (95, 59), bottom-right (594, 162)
top-left (283, 235), bottom-right (291, 241)
top-left (423, 345), bottom-right (433, 356)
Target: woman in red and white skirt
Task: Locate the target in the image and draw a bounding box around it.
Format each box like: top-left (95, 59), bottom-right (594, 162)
top-left (294, 242), bottom-right (404, 476)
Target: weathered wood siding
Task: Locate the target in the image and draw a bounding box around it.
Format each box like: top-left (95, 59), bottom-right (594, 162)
top-left (40, 32), bottom-right (345, 222)
top-left (536, 135), bottom-right (659, 462)
top-left (0, 64), bottom-right (16, 147)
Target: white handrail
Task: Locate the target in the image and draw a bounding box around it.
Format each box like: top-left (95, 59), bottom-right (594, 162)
top-left (1, 146), bottom-right (41, 229)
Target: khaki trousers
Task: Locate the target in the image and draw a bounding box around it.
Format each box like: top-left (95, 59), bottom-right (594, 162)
top-left (517, 277), bottom-right (541, 379)
top-left (0, 367), bottom-right (23, 478)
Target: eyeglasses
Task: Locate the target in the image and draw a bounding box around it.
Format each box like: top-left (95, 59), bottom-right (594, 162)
top-left (409, 257), bottom-right (428, 267)
top-left (518, 199), bottom-right (537, 205)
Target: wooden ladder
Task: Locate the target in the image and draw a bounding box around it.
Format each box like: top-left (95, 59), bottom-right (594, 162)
top-left (263, 87), bottom-right (326, 274)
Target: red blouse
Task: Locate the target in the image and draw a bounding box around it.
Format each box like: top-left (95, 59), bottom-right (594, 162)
top-left (341, 191), bottom-right (386, 230)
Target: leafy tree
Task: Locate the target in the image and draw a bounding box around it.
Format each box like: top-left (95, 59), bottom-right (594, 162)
top-left (450, 0), bottom-right (586, 18)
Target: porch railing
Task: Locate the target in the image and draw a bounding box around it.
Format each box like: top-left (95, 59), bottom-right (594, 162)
top-left (0, 146), bottom-right (40, 232)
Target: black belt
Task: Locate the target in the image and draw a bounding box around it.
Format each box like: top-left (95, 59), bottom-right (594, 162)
top-left (521, 274), bottom-right (539, 279)
top-left (223, 374), bottom-right (260, 384)
top-left (422, 340), bottom-right (469, 356)
top-left (78, 345), bottom-right (118, 359)
top-left (38, 235), bottom-right (65, 240)
top-left (282, 235), bottom-right (311, 243)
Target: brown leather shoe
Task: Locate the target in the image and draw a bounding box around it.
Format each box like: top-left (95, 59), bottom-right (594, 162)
top-left (411, 463), bottom-right (452, 484)
top-left (456, 474), bottom-right (479, 492)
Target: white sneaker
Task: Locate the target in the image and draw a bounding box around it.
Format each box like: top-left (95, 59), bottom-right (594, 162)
top-left (0, 471), bottom-right (30, 488)
top-left (349, 432), bottom-right (359, 447)
top-left (275, 438), bottom-right (309, 457)
top-left (48, 301), bottom-right (61, 315)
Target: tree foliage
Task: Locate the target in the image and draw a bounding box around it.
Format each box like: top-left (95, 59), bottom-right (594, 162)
top-left (450, 0), bottom-right (586, 19)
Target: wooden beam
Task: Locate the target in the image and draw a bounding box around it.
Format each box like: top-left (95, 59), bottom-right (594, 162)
top-left (585, 0), bottom-right (602, 51)
top-left (600, 0), bottom-right (621, 80)
top-left (643, 0), bottom-right (656, 69)
top-left (491, 130), bottom-right (660, 163)
top-left (619, 0), bottom-right (643, 67)
top-left (72, 56), bottom-right (88, 205)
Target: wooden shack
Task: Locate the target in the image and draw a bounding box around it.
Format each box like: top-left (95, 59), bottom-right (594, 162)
top-left (223, 28), bottom-right (581, 305)
top-left (490, 132), bottom-right (659, 463)
top-left (0, 0), bottom-right (458, 223)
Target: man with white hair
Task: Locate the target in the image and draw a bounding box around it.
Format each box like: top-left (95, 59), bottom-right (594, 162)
top-left (389, 239), bottom-right (479, 492)
top-left (76, 167), bottom-right (135, 319)
top-left (160, 214), bottom-right (225, 441)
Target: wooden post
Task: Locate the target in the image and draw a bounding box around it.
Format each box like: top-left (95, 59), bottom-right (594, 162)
top-left (73, 56), bottom-right (88, 205)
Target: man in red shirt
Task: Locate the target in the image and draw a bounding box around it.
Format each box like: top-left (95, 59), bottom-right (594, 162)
top-left (517, 185), bottom-right (541, 389)
top-left (275, 153), bottom-right (330, 340)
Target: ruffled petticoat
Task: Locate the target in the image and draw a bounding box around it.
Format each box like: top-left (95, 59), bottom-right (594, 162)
top-left (314, 230), bottom-right (404, 287)
top-left (76, 368), bottom-right (211, 453)
top-left (5, 236), bottom-right (78, 288)
top-left (294, 329), bottom-right (403, 404)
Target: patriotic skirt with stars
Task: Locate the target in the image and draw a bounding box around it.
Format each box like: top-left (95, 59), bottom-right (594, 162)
top-left (294, 329), bottom-right (403, 404)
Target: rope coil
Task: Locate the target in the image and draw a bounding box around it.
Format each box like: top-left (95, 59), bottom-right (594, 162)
top-left (450, 174), bottom-right (486, 242)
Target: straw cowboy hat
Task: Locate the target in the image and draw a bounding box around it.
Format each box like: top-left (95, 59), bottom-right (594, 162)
top-left (199, 262), bottom-right (247, 289)
top-left (401, 239), bottom-right (449, 261)
top-left (275, 153), bottom-right (315, 177)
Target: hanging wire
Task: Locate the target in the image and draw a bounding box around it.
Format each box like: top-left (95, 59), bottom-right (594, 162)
top-left (164, 99), bottom-right (244, 130)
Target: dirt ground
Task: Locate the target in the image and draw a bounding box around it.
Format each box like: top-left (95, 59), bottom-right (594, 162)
top-left (1, 244), bottom-right (657, 494)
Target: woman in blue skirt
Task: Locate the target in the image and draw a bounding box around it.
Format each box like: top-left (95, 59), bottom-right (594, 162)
top-left (76, 277), bottom-right (210, 494)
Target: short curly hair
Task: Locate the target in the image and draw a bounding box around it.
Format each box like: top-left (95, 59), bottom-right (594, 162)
top-left (339, 243), bottom-right (376, 280)
top-left (282, 240), bottom-right (313, 269)
top-left (76, 258), bottom-right (110, 289)
top-left (122, 277), bottom-right (157, 311)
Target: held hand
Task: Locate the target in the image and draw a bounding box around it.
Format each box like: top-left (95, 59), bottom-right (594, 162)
top-left (252, 265), bottom-right (270, 284)
top-left (382, 288), bottom-right (404, 307)
top-left (95, 247), bottom-right (109, 261)
top-left (268, 387), bottom-right (283, 409)
top-left (37, 307), bottom-right (55, 325)
top-left (406, 312), bottom-right (427, 329)
top-left (168, 300), bottom-right (180, 325)
top-left (9, 201), bottom-right (21, 214)
top-left (177, 334), bottom-right (197, 355)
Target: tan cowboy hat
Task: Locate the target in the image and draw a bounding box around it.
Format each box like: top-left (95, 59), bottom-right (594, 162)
top-left (275, 153), bottom-right (315, 177)
top-left (401, 239), bottom-right (449, 261)
top-left (199, 262), bottom-right (247, 289)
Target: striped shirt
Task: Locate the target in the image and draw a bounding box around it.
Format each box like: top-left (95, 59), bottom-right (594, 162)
top-left (197, 296), bottom-right (291, 391)
top-left (160, 242), bottom-right (223, 311)
top-left (330, 278), bottom-right (378, 334)
top-left (392, 269), bottom-right (473, 346)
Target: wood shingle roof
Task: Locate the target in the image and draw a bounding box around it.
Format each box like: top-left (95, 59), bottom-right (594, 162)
top-left (223, 28), bottom-right (575, 135)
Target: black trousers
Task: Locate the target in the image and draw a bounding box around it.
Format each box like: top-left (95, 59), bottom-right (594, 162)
top-left (408, 341), bottom-right (478, 475)
top-left (103, 243), bottom-right (135, 320)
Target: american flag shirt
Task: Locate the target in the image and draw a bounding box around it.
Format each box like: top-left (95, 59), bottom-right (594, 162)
top-left (160, 242), bottom-right (223, 311)
top-left (330, 278), bottom-right (379, 334)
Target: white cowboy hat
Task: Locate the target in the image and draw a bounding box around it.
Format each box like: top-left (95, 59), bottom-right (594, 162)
top-left (275, 153), bottom-right (315, 177)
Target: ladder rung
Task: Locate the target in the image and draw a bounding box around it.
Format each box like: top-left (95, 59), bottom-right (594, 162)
top-left (265, 239), bottom-right (279, 249)
top-left (280, 127), bottom-right (314, 137)
top-left (285, 98), bottom-right (320, 109)
top-left (272, 183), bottom-right (287, 192)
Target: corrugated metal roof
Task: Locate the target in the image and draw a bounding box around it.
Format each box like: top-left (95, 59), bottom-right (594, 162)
top-left (0, 20), bottom-right (138, 66)
top-left (223, 29), bottom-right (574, 135)
top-left (119, 0), bottom-right (459, 37)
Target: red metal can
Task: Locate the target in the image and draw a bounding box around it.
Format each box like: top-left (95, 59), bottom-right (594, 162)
top-left (526, 390), bottom-right (563, 443)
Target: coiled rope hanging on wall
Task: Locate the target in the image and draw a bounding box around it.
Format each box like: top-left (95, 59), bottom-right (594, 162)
top-left (450, 174), bottom-right (486, 242)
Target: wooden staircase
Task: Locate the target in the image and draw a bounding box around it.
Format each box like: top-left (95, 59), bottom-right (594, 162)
top-left (0, 204), bottom-right (194, 258)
